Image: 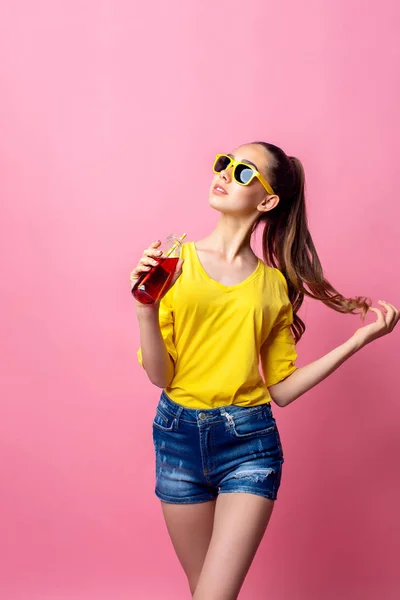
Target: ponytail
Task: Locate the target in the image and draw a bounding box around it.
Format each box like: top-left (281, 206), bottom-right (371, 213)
top-left (252, 142), bottom-right (371, 344)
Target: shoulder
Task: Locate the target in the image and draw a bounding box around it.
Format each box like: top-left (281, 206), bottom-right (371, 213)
top-left (259, 263), bottom-right (291, 306)
top-left (273, 267), bottom-right (289, 294)
top-left (258, 260), bottom-right (289, 291)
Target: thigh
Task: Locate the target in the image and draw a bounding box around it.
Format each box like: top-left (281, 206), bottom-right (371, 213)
top-left (193, 492), bottom-right (274, 600)
top-left (161, 499), bottom-right (216, 595)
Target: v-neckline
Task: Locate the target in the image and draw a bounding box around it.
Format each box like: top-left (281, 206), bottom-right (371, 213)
top-left (190, 241), bottom-right (263, 291)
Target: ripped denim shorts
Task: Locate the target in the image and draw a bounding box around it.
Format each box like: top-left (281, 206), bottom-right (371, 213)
top-left (152, 390), bottom-right (284, 504)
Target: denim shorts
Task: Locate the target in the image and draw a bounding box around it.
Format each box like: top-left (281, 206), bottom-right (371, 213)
top-left (152, 390), bottom-right (285, 504)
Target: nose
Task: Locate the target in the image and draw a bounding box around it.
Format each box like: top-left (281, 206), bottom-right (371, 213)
top-left (218, 166), bottom-right (232, 183)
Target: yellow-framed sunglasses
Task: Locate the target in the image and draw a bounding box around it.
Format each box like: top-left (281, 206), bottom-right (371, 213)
top-left (213, 154), bottom-right (275, 195)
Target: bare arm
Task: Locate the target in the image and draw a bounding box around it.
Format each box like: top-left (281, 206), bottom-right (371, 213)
top-left (130, 239), bottom-right (184, 389)
top-left (136, 305), bottom-right (175, 388)
top-left (268, 335), bottom-right (362, 407)
top-left (269, 299), bottom-right (399, 407)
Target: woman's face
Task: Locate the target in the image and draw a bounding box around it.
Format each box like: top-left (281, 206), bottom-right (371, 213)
top-left (208, 143), bottom-right (277, 217)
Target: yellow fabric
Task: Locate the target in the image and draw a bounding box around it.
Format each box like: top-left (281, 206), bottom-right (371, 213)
top-left (137, 241), bottom-right (298, 409)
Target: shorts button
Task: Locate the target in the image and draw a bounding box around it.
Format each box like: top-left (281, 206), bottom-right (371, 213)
top-left (199, 412), bottom-right (207, 420)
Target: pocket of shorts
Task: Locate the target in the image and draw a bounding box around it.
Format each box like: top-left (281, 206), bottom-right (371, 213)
top-left (153, 407), bottom-right (176, 432)
top-left (228, 407), bottom-right (276, 439)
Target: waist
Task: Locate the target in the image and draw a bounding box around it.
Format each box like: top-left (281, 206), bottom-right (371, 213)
top-left (163, 379), bottom-right (271, 409)
top-left (159, 389), bottom-right (272, 423)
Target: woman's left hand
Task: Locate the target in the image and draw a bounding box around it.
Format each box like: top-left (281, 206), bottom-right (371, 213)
top-left (352, 300), bottom-right (399, 347)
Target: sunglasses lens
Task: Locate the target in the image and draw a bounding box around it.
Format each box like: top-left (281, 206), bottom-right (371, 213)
top-left (235, 164), bottom-right (254, 184)
top-left (214, 155), bottom-right (231, 172)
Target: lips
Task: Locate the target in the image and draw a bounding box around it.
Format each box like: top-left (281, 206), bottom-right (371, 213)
top-left (213, 183), bottom-right (228, 195)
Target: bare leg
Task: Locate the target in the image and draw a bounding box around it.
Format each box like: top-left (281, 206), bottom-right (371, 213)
top-left (193, 492), bottom-right (275, 600)
top-left (160, 499), bottom-right (217, 595)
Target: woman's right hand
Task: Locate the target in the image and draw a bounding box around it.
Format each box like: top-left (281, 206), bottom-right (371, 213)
top-left (129, 240), bottom-right (184, 311)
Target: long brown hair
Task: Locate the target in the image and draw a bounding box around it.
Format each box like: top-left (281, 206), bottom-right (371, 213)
top-left (251, 141), bottom-right (371, 344)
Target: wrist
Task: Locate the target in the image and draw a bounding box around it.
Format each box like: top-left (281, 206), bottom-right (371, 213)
top-left (347, 333), bottom-right (366, 353)
top-left (135, 302), bottom-right (160, 319)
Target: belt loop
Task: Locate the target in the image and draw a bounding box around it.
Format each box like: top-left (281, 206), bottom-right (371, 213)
top-left (175, 405), bottom-right (183, 428)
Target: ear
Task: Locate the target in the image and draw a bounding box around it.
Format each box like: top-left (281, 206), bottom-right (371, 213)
top-left (257, 194), bottom-right (280, 213)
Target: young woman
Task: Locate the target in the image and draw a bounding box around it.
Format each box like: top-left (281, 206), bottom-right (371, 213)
top-left (130, 142), bottom-right (399, 600)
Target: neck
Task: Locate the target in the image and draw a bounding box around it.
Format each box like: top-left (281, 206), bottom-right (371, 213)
top-left (200, 214), bottom-right (258, 263)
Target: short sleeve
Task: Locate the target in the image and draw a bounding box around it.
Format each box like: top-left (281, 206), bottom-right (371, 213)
top-left (260, 297), bottom-right (298, 387)
top-left (137, 291), bottom-right (177, 368)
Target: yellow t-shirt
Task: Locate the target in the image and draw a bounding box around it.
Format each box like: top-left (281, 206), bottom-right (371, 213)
top-left (137, 241), bottom-right (298, 409)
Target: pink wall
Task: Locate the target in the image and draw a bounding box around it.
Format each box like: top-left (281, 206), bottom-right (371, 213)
top-left (1, 1), bottom-right (399, 599)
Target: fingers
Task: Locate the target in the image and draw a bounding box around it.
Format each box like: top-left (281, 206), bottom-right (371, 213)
top-left (378, 300), bottom-right (399, 315)
top-left (140, 246), bottom-right (163, 270)
top-left (129, 264), bottom-right (147, 283)
top-left (168, 258), bottom-right (185, 289)
top-left (130, 241), bottom-right (186, 293)
top-left (378, 300), bottom-right (400, 329)
top-left (175, 258), bottom-right (185, 271)
top-left (368, 307), bottom-right (385, 324)
top-left (130, 241), bottom-right (163, 284)
top-left (140, 242), bottom-right (163, 265)
top-left (140, 254), bottom-right (160, 268)
top-left (143, 247), bottom-right (163, 259)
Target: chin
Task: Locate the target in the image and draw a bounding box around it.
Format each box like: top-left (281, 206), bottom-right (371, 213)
top-left (208, 195), bottom-right (236, 216)
top-left (208, 193), bottom-right (224, 211)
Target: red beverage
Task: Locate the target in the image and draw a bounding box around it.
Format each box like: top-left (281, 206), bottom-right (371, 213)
top-left (132, 256), bottom-right (179, 304)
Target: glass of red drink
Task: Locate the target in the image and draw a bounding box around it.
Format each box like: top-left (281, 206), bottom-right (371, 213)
top-left (132, 233), bottom-right (186, 305)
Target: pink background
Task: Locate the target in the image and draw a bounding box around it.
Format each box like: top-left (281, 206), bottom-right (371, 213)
top-left (1, 1), bottom-right (399, 599)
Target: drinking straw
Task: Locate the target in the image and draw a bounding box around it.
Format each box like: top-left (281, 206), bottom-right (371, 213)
top-left (165, 233), bottom-right (187, 258)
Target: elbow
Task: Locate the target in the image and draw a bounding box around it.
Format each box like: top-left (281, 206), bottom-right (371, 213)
top-left (140, 362), bottom-right (170, 387)
top-left (150, 378), bottom-right (170, 389)
top-left (269, 386), bottom-right (288, 408)
top-left (148, 354), bottom-right (175, 389)
top-left (271, 395), bottom-right (287, 408)
top-left (271, 390), bottom-right (298, 408)
top-left (148, 369), bottom-right (174, 389)
top-left (268, 368), bottom-right (299, 408)
top-left (268, 384), bottom-right (282, 407)
top-left (147, 372), bottom-right (172, 388)
top-left (144, 358), bottom-right (175, 389)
